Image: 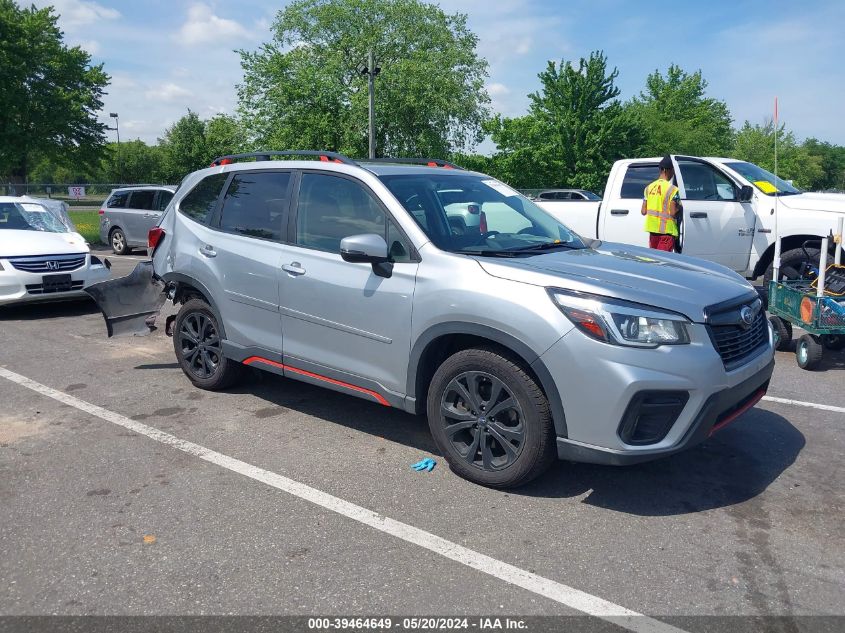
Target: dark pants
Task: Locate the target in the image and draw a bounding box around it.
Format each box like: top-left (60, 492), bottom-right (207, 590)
top-left (649, 233), bottom-right (676, 252)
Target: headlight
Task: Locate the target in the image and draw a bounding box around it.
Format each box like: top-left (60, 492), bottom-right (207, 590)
top-left (549, 289), bottom-right (690, 347)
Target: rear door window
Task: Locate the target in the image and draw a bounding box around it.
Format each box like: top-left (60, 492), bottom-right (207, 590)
top-left (128, 190), bottom-right (156, 210)
top-left (156, 190), bottom-right (174, 211)
top-left (107, 191), bottom-right (129, 208)
top-left (217, 171), bottom-right (291, 241)
top-left (620, 164), bottom-right (660, 199)
top-left (179, 173), bottom-right (228, 224)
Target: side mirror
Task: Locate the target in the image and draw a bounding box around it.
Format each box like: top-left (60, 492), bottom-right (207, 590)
top-left (340, 233), bottom-right (389, 263)
top-left (340, 233), bottom-right (393, 278)
top-left (739, 185), bottom-right (753, 202)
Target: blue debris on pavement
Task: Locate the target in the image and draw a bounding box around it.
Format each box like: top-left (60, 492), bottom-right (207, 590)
top-left (411, 457), bottom-right (436, 472)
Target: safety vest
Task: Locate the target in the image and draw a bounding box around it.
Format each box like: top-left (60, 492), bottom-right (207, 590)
top-left (643, 178), bottom-right (679, 237)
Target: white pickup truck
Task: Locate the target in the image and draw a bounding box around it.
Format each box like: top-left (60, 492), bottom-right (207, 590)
top-left (537, 155), bottom-right (845, 280)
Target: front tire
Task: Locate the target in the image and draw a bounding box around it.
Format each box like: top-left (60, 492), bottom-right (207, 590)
top-left (426, 348), bottom-right (556, 488)
top-left (796, 334), bottom-right (824, 370)
top-left (173, 298), bottom-right (244, 389)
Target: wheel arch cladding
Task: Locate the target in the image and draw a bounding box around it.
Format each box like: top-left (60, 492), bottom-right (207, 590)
top-left (161, 272), bottom-right (227, 340)
top-left (407, 322), bottom-right (568, 437)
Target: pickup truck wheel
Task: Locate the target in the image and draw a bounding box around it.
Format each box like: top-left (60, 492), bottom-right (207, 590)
top-left (427, 348), bottom-right (556, 488)
top-left (795, 334), bottom-right (824, 370)
top-left (765, 247), bottom-right (821, 282)
top-left (768, 315), bottom-right (792, 351)
top-left (174, 298), bottom-right (244, 390)
top-left (109, 228), bottom-right (130, 255)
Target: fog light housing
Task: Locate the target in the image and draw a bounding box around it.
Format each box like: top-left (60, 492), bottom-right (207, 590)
top-left (618, 391), bottom-right (689, 445)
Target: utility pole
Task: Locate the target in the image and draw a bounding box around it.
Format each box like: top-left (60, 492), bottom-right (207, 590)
top-left (109, 112), bottom-right (122, 184)
top-left (360, 51), bottom-right (380, 159)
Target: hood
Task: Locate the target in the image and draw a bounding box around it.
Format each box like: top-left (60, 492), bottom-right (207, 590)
top-left (476, 243), bottom-right (755, 323)
top-left (777, 192), bottom-right (845, 214)
top-left (0, 230), bottom-right (89, 257)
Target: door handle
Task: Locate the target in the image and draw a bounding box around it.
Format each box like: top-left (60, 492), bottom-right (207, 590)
top-left (199, 244), bottom-right (216, 257)
top-left (690, 212), bottom-right (708, 219)
top-left (610, 209), bottom-right (629, 216)
top-left (282, 262), bottom-right (306, 276)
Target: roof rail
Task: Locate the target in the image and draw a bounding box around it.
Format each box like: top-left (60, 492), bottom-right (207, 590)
top-left (365, 157), bottom-right (464, 170)
top-left (209, 150), bottom-right (357, 167)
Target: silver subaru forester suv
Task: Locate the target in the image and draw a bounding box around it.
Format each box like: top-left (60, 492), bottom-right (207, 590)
top-left (87, 151), bottom-right (775, 488)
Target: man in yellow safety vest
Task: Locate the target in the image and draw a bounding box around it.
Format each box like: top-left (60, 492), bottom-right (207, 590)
top-left (641, 155), bottom-right (681, 252)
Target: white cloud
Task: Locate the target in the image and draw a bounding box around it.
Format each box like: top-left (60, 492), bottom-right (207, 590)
top-left (73, 39), bottom-right (100, 55)
top-left (146, 83), bottom-right (193, 102)
top-left (177, 3), bottom-right (251, 46)
top-left (487, 83), bottom-right (510, 97)
top-left (34, 0), bottom-right (119, 29)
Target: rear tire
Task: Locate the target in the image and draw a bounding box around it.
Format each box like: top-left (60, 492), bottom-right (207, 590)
top-left (173, 298), bottom-right (244, 389)
top-left (822, 334), bottom-right (845, 351)
top-left (768, 315), bottom-right (792, 351)
top-left (426, 348), bottom-right (556, 488)
top-left (795, 334), bottom-right (824, 370)
top-left (109, 228), bottom-right (130, 255)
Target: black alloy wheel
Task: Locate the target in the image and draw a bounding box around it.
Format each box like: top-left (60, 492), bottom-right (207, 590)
top-left (440, 370), bottom-right (526, 471)
top-left (178, 311), bottom-right (222, 380)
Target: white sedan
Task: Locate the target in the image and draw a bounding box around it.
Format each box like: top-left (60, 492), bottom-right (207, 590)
top-left (0, 196), bottom-right (110, 306)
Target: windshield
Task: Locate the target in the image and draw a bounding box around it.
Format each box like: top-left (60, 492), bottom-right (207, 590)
top-left (379, 174), bottom-right (586, 255)
top-left (723, 161), bottom-right (801, 196)
top-left (0, 202), bottom-right (70, 233)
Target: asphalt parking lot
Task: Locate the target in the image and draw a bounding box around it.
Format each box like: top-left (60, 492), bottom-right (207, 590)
top-left (2, 249), bottom-right (844, 631)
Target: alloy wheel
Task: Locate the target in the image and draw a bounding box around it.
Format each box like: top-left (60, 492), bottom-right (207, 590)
top-left (440, 371), bottom-right (525, 471)
top-left (112, 231), bottom-right (125, 252)
top-left (178, 312), bottom-right (221, 379)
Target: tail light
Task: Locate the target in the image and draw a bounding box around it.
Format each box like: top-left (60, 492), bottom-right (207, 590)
top-left (479, 211), bottom-right (488, 233)
top-left (148, 227), bottom-right (165, 250)
top-left (98, 209), bottom-right (105, 215)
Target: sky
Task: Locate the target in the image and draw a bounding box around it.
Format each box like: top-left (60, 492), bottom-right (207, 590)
top-left (32, 0), bottom-right (845, 154)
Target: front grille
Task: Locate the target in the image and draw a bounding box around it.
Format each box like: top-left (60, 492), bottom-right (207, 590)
top-left (8, 254), bottom-right (86, 272)
top-left (25, 280), bottom-right (84, 295)
top-left (708, 309), bottom-right (768, 369)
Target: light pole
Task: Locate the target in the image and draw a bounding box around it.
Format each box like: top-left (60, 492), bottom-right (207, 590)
top-left (108, 112), bottom-right (121, 183)
top-left (359, 51), bottom-right (381, 159)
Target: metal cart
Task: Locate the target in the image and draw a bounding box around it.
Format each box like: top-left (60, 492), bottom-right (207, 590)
top-left (768, 275), bottom-right (845, 369)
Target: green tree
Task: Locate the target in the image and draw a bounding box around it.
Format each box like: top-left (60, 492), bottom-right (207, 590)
top-left (205, 114), bottom-right (248, 163)
top-left (237, 0), bottom-right (490, 158)
top-left (0, 0), bottom-right (109, 188)
top-left (626, 64), bottom-right (733, 156)
top-left (486, 51), bottom-right (634, 191)
top-left (157, 111), bottom-right (209, 183)
top-left (802, 138), bottom-right (845, 191)
top-left (733, 120), bottom-right (824, 190)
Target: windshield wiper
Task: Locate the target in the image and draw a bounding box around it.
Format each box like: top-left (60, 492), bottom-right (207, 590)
top-left (512, 241), bottom-right (580, 252)
top-left (460, 249), bottom-right (520, 257)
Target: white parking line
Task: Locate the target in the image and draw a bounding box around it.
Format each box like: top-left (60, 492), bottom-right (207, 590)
top-left (0, 366), bottom-right (684, 633)
top-left (763, 395), bottom-right (845, 414)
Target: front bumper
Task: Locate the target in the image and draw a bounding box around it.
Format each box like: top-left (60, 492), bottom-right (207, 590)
top-left (0, 255), bottom-right (110, 307)
top-left (539, 321), bottom-right (775, 465)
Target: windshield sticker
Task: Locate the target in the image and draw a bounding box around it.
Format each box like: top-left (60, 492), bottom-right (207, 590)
top-left (482, 179), bottom-right (520, 197)
top-left (753, 180), bottom-right (778, 194)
